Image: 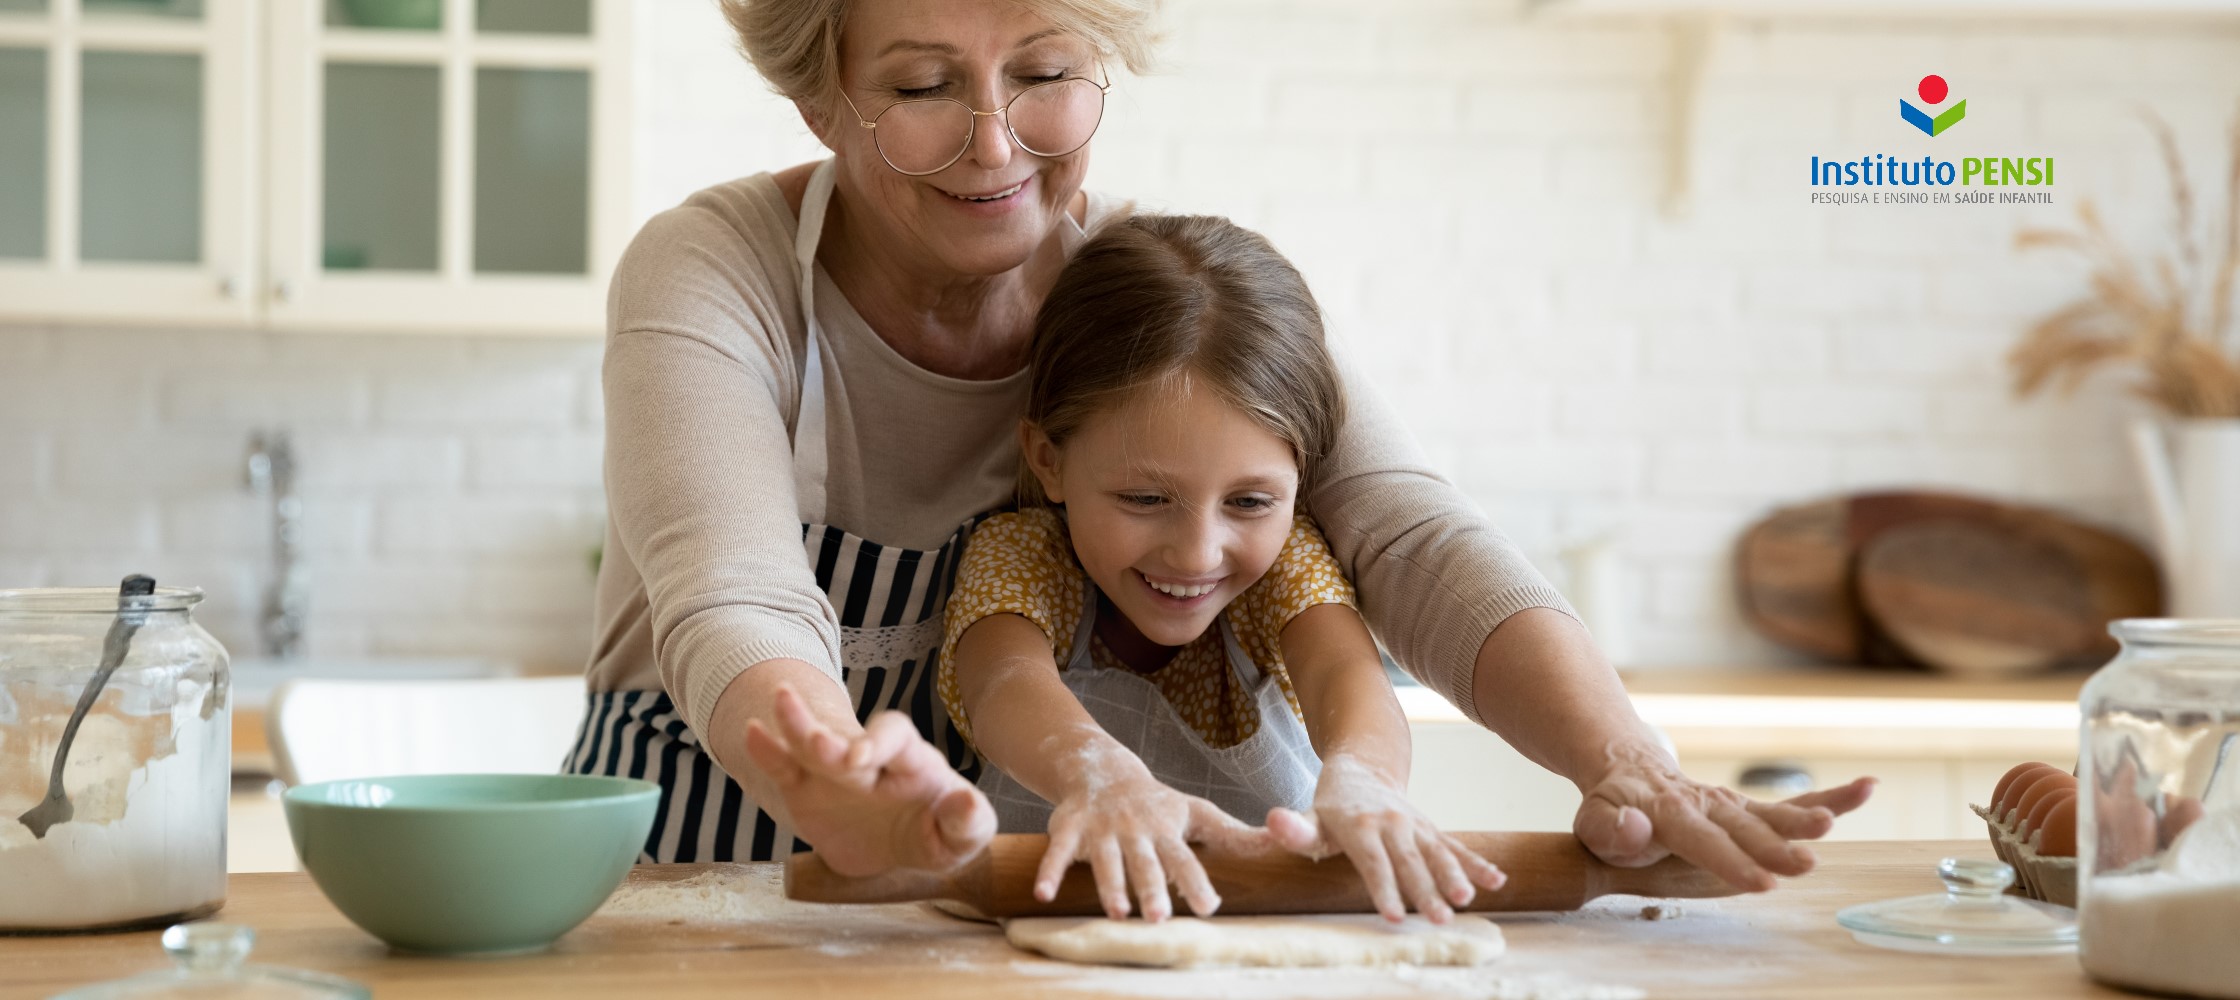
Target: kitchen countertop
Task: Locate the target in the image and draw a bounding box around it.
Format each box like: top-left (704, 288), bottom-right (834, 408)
top-left (3, 842), bottom-right (2128, 999)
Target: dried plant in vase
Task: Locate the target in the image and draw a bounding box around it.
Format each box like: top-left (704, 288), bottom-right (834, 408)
top-left (2008, 104), bottom-right (2240, 418)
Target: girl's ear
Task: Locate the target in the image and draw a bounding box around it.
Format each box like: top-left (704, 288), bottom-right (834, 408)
top-left (1019, 421), bottom-right (1066, 504)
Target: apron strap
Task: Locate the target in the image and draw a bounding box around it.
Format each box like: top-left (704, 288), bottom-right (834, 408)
top-left (1064, 578), bottom-right (1100, 671)
top-left (1215, 617), bottom-right (1265, 688)
top-left (790, 159), bottom-right (840, 526)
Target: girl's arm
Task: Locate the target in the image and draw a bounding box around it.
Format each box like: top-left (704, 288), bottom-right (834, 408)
top-left (1273, 603), bottom-right (1507, 923)
top-left (950, 613), bottom-right (1265, 922)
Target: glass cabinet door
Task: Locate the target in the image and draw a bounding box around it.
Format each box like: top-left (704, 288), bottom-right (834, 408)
top-left (0, 0), bottom-right (255, 324)
top-left (266, 0), bottom-right (622, 334)
top-left (0, 45), bottom-right (46, 261)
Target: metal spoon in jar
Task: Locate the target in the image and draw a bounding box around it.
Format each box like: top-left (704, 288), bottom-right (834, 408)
top-left (17, 575), bottom-right (158, 839)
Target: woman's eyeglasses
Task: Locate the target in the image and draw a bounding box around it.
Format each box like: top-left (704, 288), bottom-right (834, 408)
top-left (841, 71), bottom-right (1111, 177)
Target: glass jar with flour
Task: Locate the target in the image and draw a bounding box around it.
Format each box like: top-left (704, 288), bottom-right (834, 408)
top-left (2078, 619), bottom-right (2240, 998)
top-left (0, 583), bottom-right (230, 932)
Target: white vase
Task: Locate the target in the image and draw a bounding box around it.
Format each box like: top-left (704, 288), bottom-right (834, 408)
top-left (2129, 417), bottom-right (2240, 618)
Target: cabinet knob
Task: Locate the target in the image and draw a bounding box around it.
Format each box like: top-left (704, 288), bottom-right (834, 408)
top-left (218, 275), bottom-right (241, 299)
top-left (1737, 763), bottom-right (1814, 799)
top-left (272, 279), bottom-right (294, 303)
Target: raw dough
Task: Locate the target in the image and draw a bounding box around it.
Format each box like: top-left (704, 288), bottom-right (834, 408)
top-left (1005, 914), bottom-right (1506, 969)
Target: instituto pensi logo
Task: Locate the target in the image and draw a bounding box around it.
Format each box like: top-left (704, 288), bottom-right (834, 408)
top-left (1900, 74), bottom-right (1966, 137)
top-left (1808, 74), bottom-right (2052, 206)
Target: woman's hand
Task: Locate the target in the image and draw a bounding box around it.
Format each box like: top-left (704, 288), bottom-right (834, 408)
top-left (1572, 744), bottom-right (1876, 891)
top-left (742, 685), bottom-right (995, 878)
top-left (1035, 761), bottom-right (1264, 922)
top-left (1266, 754), bottom-right (1507, 924)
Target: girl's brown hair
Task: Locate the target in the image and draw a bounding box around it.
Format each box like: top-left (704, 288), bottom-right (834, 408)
top-left (1020, 214), bottom-right (1345, 508)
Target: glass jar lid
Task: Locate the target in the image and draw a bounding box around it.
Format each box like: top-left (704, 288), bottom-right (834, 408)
top-left (1835, 857), bottom-right (2077, 956)
top-left (2109, 618), bottom-right (2240, 648)
top-left (0, 586), bottom-right (205, 616)
top-left (51, 923), bottom-right (370, 1000)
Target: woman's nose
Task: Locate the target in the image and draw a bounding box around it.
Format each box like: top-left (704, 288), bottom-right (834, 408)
top-left (963, 106), bottom-right (1015, 171)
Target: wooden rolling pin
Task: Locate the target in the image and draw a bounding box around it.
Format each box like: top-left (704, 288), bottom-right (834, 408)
top-left (786, 832), bottom-right (1741, 917)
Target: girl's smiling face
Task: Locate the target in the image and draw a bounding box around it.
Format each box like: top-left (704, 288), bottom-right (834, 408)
top-left (1023, 376), bottom-right (1300, 649)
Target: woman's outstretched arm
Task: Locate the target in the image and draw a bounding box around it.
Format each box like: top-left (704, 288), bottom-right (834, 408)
top-left (1472, 608), bottom-right (1875, 891)
top-left (1309, 357), bottom-right (1870, 890)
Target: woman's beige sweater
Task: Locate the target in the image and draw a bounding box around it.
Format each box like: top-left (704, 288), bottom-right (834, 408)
top-left (588, 170), bottom-right (1575, 740)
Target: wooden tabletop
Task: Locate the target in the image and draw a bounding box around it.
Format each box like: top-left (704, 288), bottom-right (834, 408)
top-left (0, 841), bottom-right (2133, 1000)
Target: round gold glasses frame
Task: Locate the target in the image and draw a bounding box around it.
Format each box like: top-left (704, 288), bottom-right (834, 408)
top-left (840, 73), bottom-right (1113, 177)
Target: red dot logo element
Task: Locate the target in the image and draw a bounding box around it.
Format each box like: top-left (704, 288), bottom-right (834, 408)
top-left (1918, 75), bottom-right (1949, 105)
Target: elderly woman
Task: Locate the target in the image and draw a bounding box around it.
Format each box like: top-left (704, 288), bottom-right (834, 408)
top-left (570, 0), bottom-right (1872, 909)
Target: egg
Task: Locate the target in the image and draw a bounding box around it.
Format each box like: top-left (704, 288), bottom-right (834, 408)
top-left (1992, 762), bottom-right (2063, 818)
top-left (2021, 784), bottom-right (2075, 840)
top-left (2008, 770), bottom-right (2077, 829)
top-left (2034, 797), bottom-right (2079, 857)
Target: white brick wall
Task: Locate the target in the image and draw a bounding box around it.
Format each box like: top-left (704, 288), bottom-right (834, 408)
top-left (2, 0), bottom-right (2228, 673)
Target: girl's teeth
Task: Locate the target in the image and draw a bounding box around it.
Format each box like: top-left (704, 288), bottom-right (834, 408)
top-left (1147, 578), bottom-right (1215, 599)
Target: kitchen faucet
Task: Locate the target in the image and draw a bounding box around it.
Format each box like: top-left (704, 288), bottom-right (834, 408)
top-left (245, 430), bottom-right (307, 660)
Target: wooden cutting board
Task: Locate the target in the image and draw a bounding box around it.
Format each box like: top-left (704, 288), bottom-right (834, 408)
top-left (1855, 514), bottom-right (2158, 677)
top-left (1734, 490), bottom-right (2162, 672)
top-left (785, 832), bottom-right (1739, 917)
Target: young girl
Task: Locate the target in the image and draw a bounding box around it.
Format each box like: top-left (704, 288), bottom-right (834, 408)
top-left (937, 214), bottom-right (1507, 924)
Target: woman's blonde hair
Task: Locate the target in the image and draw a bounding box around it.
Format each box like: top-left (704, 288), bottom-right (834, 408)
top-left (1020, 214), bottom-right (1345, 509)
top-left (718, 0), bottom-right (1160, 120)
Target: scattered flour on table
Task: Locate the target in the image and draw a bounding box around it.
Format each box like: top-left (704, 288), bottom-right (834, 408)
top-left (595, 867), bottom-right (794, 924)
top-left (1008, 960), bottom-right (1642, 1000)
top-left (592, 867), bottom-right (917, 960)
top-left (1567, 896), bottom-right (1720, 923)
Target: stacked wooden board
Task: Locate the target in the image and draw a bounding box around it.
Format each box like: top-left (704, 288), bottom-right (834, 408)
top-left (1735, 491), bottom-right (2163, 677)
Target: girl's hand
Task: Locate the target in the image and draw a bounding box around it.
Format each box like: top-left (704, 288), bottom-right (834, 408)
top-left (1035, 764), bottom-right (1264, 922)
top-left (1267, 755), bottom-right (1507, 924)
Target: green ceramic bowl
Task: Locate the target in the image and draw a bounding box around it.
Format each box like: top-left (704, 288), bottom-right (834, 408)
top-left (284, 774), bottom-right (657, 955)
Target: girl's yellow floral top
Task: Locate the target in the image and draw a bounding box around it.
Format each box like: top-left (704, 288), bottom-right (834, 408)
top-left (937, 507), bottom-right (1357, 750)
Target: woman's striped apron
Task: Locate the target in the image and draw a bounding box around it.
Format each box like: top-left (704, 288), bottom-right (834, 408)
top-left (565, 160), bottom-right (986, 862)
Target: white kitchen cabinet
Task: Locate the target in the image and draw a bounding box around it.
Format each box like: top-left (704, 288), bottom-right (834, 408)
top-left (1406, 720), bottom-right (1586, 834)
top-left (1408, 725), bottom-right (2000, 842)
top-left (0, 0), bottom-right (629, 334)
top-left (0, 0), bottom-right (260, 325)
top-left (1400, 672), bottom-right (2080, 843)
top-left (1674, 756), bottom-right (1959, 840)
